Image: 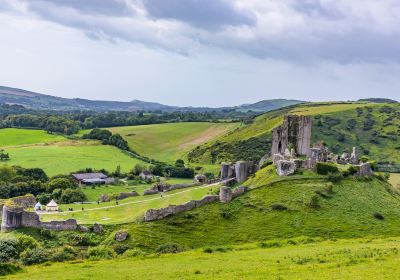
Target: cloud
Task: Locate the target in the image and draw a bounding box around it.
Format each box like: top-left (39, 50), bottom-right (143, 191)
top-left (3, 0), bottom-right (400, 63)
top-left (143, 0), bottom-right (256, 29)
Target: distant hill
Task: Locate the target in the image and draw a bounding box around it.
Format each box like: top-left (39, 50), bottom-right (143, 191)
top-left (0, 86), bottom-right (304, 112)
top-left (359, 98), bottom-right (399, 104)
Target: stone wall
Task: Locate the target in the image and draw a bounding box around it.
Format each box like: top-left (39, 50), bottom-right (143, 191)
top-left (11, 195), bottom-right (37, 208)
top-left (145, 186), bottom-right (249, 222)
top-left (271, 115), bottom-right (312, 156)
top-left (116, 191), bottom-right (139, 201)
top-left (1, 205), bottom-right (78, 232)
top-left (144, 195), bottom-right (219, 222)
top-left (221, 161), bottom-right (257, 183)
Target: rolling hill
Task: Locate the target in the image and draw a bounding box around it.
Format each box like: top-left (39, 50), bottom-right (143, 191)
top-left (0, 85), bottom-right (304, 112)
top-left (188, 102), bottom-right (400, 171)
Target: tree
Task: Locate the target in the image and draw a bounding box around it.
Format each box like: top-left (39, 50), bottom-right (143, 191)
top-left (47, 178), bottom-right (78, 192)
top-left (0, 165), bottom-right (16, 182)
top-left (60, 189), bottom-right (87, 204)
top-left (175, 159), bottom-right (185, 167)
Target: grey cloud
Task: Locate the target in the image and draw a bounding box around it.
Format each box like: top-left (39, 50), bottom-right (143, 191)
top-left (25, 0), bottom-right (133, 16)
top-left (143, 0), bottom-right (256, 29)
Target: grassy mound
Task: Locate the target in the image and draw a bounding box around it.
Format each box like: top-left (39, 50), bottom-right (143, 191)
top-left (6, 237), bottom-right (400, 279)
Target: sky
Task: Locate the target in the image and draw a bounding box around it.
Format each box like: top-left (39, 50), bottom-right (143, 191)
top-left (0, 0), bottom-right (399, 107)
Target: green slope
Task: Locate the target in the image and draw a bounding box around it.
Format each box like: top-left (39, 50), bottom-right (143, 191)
top-left (0, 128), bottom-right (66, 147)
top-left (188, 102), bottom-right (400, 171)
top-left (6, 237), bottom-right (400, 280)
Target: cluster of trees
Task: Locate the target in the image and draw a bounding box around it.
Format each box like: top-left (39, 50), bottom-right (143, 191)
top-left (0, 103), bottom-right (253, 135)
top-left (0, 149), bottom-right (10, 160)
top-left (0, 166), bottom-right (86, 204)
top-left (82, 129), bottom-right (129, 150)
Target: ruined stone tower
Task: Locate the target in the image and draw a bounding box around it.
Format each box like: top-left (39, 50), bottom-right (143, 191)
top-left (271, 115), bottom-right (312, 156)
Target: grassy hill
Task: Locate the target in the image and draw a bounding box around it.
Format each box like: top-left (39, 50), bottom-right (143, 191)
top-left (188, 102), bottom-right (400, 171)
top-left (0, 128), bottom-right (147, 176)
top-left (6, 237), bottom-right (400, 280)
top-left (109, 122), bottom-right (239, 164)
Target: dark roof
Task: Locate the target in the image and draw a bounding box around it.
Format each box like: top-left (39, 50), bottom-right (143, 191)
top-left (72, 173), bottom-right (107, 180)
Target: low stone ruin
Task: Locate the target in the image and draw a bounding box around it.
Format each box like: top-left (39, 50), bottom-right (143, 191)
top-left (115, 231), bottom-right (129, 242)
top-left (221, 161), bottom-right (258, 183)
top-left (1, 204), bottom-right (77, 233)
top-left (143, 182), bottom-right (200, 195)
top-left (144, 186), bottom-right (249, 222)
top-left (115, 191), bottom-right (139, 201)
top-left (357, 162), bottom-right (373, 176)
top-left (276, 160), bottom-right (296, 176)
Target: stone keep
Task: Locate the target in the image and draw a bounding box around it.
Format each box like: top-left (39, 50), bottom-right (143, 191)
top-left (271, 115), bottom-right (312, 156)
top-left (221, 162), bottom-right (234, 179)
top-left (276, 160), bottom-right (296, 176)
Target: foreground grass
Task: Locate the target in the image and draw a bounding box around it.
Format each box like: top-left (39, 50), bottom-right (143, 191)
top-left (40, 184), bottom-right (218, 224)
top-left (109, 122), bottom-right (239, 163)
top-left (5, 237), bottom-right (400, 280)
top-left (0, 128), bottom-right (65, 147)
top-left (5, 141), bottom-right (145, 176)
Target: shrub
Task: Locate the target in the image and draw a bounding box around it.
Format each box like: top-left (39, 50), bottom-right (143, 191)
top-left (327, 173), bottom-right (343, 183)
top-left (0, 237), bottom-right (19, 263)
top-left (123, 248), bottom-right (146, 258)
top-left (15, 234), bottom-right (39, 253)
top-left (347, 165), bottom-right (359, 175)
top-left (271, 204), bottom-right (288, 211)
top-left (60, 188), bottom-right (87, 204)
top-left (326, 183), bottom-right (334, 194)
top-left (220, 208), bottom-right (234, 219)
top-left (68, 233), bottom-right (101, 246)
top-left (261, 160), bottom-right (273, 169)
top-left (316, 163), bottom-right (339, 175)
top-left (113, 244), bottom-right (130, 255)
top-left (259, 241), bottom-right (282, 248)
top-left (308, 195), bottom-right (320, 209)
top-left (20, 248), bottom-right (49, 265)
top-left (87, 246), bottom-right (116, 260)
top-left (203, 248), bottom-right (213, 254)
top-left (50, 246), bottom-right (78, 262)
top-left (0, 263), bottom-right (22, 276)
top-left (156, 243), bottom-right (185, 254)
top-left (373, 212), bottom-right (385, 220)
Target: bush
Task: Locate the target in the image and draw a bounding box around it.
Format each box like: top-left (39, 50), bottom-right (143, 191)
top-left (308, 195), bottom-right (320, 209)
top-left (50, 246), bottom-right (78, 262)
top-left (316, 163), bottom-right (339, 175)
top-left (20, 248), bottom-right (49, 265)
top-left (47, 178), bottom-right (78, 192)
top-left (0, 263), bottom-right (22, 276)
top-left (68, 233), bottom-right (101, 246)
top-left (261, 160), bottom-right (273, 169)
top-left (60, 188), bottom-right (87, 204)
top-left (0, 237), bottom-right (19, 263)
top-left (122, 248), bottom-right (146, 258)
top-left (220, 208), bottom-right (234, 219)
top-left (113, 244), bottom-right (130, 255)
top-left (271, 204), bottom-right (288, 211)
top-left (327, 173), bottom-right (343, 183)
top-left (15, 234), bottom-right (39, 253)
top-left (203, 248), bottom-right (213, 254)
top-left (347, 165), bottom-right (359, 175)
top-left (373, 212), bottom-right (385, 220)
top-left (87, 246), bottom-right (116, 260)
top-left (156, 243), bottom-right (185, 254)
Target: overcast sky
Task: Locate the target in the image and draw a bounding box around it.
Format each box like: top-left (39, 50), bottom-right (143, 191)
top-left (0, 0), bottom-right (399, 107)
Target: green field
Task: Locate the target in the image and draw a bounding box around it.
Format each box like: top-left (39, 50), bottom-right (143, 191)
top-left (108, 122), bottom-right (239, 163)
top-left (5, 237), bottom-right (400, 280)
top-left (40, 183), bottom-right (218, 224)
top-left (4, 140), bottom-right (145, 176)
top-left (0, 128), bottom-right (65, 147)
top-left (81, 178), bottom-right (194, 201)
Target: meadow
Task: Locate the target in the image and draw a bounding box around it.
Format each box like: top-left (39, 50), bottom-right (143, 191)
top-left (40, 183), bottom-right (218, 224)
top-left (390, 173), bottom-right (400, 190)
top-left (108, 122), bottom-right (239, 163)
top-left (4, 140), bottom-right (145, 176)
top-left (5, 237), bottom-right (400, 279)
top-left (0, 128), bottom-right (65, 147)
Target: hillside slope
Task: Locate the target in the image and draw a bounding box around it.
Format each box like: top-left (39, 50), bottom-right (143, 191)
top-left (104, 167), bottom-right (400, 251)
top-left (188, 102), bottom-right (400, 171)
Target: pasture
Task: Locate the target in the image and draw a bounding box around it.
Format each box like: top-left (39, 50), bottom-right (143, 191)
top-left (0, 128), bottom-right (65, 147)
top-left (6, 237), bottom-right (400, 280)
top-left (4, 141), bottom-right (145, 176)
top-left (40, 183), bottom-right (218, 224)
top-left (390, 173), bottom-right (400, 190)
top-left (108, 122), bottom-right (239, 163)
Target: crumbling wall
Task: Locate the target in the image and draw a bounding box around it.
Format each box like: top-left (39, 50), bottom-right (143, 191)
top-left (1, 205), bottom-right (78, 232)
top-left (11, 195), bottom-right (37, 208)
top-left (116, 192), bottom-right (139, 200)
top-left (144, 183), bottom-right (199, 195)
top-left (144, 195), bottom-right (219, 222)
top-left (221, 161), bottom-right (257, 183)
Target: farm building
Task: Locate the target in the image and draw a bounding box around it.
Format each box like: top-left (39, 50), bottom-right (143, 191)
top-left (72, 172), bottom-right (110, 185)
top-left (46, 200), bottom-right (59, 212)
